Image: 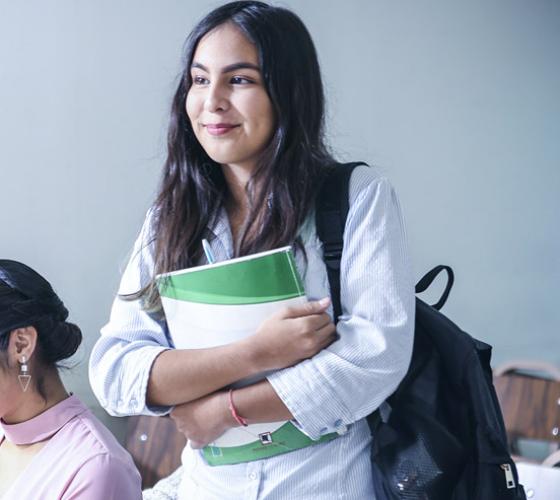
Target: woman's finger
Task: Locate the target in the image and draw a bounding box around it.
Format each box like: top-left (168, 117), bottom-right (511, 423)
top-left (300, 312), bottom-right (333, 332)
top-left (280, 297), bottom-right (331, 319)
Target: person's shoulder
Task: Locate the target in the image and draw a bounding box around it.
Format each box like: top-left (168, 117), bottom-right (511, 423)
top-left (69, 412), bottom-right (142, 491)
top-left (138, 206), bottom-right (157, 244)
top-left (67, 453), bottom-right (142, 498)
top-left (77, 451), bottom-right (137, 477)
top-left (49, 398), bottom-right (141, 494)
top-left (347, 163), bottom-right (393, 206)
top-left (59, 401), bottom-right (137, 468)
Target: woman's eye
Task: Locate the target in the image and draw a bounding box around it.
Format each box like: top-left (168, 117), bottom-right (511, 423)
top-left (230, 76), bottom-right (254, 84)
top-left (192, 75), bottom-right (209, 85)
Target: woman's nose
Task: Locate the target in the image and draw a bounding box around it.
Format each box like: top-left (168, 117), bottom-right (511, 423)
top-left (204, 83), bottom-right (229, 113)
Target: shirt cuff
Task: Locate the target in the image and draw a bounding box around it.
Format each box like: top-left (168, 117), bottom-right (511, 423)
top-left (97, 345), bottom-right (172, 417)
top-left (267, 356), bottom-right (352, 440)
top-left (137, 346), bottom-right (173, 416)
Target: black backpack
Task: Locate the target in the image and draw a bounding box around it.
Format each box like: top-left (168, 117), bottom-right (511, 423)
top-left (315, 162), bottom-right (527, 500)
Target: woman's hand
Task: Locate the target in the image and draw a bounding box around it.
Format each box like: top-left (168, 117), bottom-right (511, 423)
top-left (244, 297), bottom-right (336, 372)
top-left (170, 391), bottom-right (233, 449)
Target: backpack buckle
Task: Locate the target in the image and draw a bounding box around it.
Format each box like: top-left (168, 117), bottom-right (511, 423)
top-left (322, 244), bottom-right (343, 271)
top-left (322, 243), bottom-right (343, 260)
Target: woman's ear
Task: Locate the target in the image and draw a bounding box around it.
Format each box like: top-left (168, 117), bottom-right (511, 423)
top-left (8, 326), bottom-right (38, 365)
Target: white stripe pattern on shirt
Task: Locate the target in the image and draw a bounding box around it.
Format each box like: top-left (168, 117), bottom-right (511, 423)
top-left (89, 164), bottom-right (415, 499)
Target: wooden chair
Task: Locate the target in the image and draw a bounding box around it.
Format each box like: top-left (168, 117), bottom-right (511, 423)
top-left (493, 360), bottom-right (560, 460)
top-left (125, 415), bottom-right (186, 489)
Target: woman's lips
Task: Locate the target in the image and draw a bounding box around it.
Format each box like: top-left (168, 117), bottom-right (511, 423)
top-left (204, 124), bottom-right (239, 136)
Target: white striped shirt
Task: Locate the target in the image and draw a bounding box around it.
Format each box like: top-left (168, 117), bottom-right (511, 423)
top-left (89, 164), bottom-right (415, 499)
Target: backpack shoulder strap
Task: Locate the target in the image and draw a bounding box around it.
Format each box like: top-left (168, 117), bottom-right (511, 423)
top-left (315, 162), bottom-right (367, 321)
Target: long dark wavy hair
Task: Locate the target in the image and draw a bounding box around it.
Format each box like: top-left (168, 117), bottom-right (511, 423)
top-left (139, 1), bottom-right (335, 308)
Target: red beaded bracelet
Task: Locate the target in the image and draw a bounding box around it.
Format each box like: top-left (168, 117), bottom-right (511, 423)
top-left (228, 389), bottom-right (248, 427)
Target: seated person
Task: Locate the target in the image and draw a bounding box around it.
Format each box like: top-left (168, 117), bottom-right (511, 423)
top-left (0, 259), bottom-right (141, 499)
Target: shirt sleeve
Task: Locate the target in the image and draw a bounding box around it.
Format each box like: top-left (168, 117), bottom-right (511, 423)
top-left (89, 210), bottom-right (172, 417)
top-left (267, 168), bottom-right (415, 440)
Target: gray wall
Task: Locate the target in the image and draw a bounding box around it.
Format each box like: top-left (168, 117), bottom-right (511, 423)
top-left (1, 0), bottom-right (558, 440)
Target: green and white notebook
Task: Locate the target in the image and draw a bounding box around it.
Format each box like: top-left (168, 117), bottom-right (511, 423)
top-left (156, 246), bottom-right (336, 466)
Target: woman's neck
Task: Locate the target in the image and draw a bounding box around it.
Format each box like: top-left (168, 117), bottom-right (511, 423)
top-left (221, 163), bottom-right (260, 247)
top-left (2, 372), bottom-right (69, 425)
top-left (221, 163), bottom-right (252, 212)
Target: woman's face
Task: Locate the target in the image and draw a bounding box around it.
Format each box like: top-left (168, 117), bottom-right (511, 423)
top-left (186, 22), bottom-right (275, 174)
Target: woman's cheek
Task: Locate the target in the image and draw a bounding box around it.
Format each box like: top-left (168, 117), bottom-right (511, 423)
top-left (185, 91), bottom-right (199, 123)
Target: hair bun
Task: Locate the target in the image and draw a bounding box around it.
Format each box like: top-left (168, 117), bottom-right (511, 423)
top-left (41, 295), bottom-right (69, 322)
top-left (39, 320), bottom-right (82, 364)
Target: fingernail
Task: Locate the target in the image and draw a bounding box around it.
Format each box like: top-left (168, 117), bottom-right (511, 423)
top-left (318, 297), bottom-right (330, 306)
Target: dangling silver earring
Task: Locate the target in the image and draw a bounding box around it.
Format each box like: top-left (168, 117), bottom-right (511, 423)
top-left (18, 355), bottom-right (31, 392)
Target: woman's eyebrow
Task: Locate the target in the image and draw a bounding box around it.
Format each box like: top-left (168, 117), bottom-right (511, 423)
top-left (191, 62), bottom-right (261, 73)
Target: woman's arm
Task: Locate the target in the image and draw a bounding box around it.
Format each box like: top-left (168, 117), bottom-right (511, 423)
top-left (89, 211), bottom-right (336, 415)
top-left (89, 212), bottom-right (173, 417)
top-left (266, 168), bottom-right (416, 439)
top-left (169, 380), bottom-right (290, 448)
top-left (147, 299), bottom-right (335, 406)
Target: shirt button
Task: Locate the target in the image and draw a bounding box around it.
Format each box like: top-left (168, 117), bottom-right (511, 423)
top-left (334, 419), bottom-right (343, 427)
top-left (319, 427), bottom-right (328, 435)
top-left (248, 472), bottom-right (257, 480)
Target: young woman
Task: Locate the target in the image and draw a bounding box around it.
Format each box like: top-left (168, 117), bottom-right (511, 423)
top-left (0, 259), bottom-right (141, 499)
top-left (90, 1), bottom-right (415, 498)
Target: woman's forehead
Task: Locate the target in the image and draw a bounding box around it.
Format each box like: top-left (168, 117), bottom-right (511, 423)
top-left (193, 23), bottom-right (259, 69)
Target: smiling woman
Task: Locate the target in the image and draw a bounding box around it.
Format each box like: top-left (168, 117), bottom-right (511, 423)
top-left (186, 23), bottom-right (275, 173)
top-left (89, 2), bottom-right (414, 499)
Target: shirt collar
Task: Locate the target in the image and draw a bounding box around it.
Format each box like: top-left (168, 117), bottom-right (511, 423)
top-left (0, 394), bottom-right (87, 445)
top-left (207, 205), bottom-right (234, 258)
top-left (205, 204), bottom-right (313, 261)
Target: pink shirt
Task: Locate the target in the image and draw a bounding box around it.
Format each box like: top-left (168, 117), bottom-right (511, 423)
top-left (0, 394), bottom-right (141, 499)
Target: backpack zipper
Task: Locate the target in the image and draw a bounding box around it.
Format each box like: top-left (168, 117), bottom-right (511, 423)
top-left (500, 464), bottom-right (516, 489)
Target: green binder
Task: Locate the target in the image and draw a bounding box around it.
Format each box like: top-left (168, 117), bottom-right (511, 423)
top-left (157, 246), bottom-right (337, 465)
